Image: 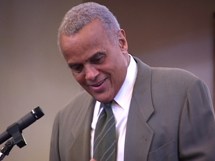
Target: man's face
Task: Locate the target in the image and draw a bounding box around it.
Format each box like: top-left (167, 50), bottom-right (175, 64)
top-left (59, 20), bottom-right (129, 103)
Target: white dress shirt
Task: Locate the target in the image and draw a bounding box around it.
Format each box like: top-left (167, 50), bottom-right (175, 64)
top-left (91, 55), bottom-right (138, 161)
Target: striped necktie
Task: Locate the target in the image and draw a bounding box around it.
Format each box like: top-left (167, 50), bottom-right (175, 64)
top-left (93, 102), bottom-right (117, 161)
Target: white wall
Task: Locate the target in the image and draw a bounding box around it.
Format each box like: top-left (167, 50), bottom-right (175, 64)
top-left (0, 0), bottom-right (214, 161)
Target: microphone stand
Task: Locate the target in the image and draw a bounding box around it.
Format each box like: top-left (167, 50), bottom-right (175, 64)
top-left (0, 139), bottom-right (14, 160)
top-left (0, 123), bottom-right (27, 160)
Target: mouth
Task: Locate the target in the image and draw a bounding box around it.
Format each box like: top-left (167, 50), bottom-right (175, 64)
top-left (88, 77), bottom-right (108, 92)
top-left (91, 78), bottom-right (107, 87)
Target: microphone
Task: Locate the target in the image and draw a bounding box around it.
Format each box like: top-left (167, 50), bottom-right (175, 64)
top-left (0, 106), bottom-right (44, 144)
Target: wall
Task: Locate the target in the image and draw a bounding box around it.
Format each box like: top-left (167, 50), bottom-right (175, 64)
top-left (0, 1), bottom-right (82, 161)
top-left (0, 0), bottom-right (214, 161)
top-left (91, 0), bottom-right (215, 95)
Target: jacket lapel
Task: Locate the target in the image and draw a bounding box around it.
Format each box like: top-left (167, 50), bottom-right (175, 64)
top-left (69, 92), bottom-right (95, 161)
top-left (124, 57), bottom-right (154, 161)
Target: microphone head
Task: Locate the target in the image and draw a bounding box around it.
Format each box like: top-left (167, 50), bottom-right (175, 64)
top-left (32, 106), bottom-right (44, 119)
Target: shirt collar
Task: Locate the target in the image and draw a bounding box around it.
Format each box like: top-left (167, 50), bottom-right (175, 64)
top-left (114, 55), bottom-right (137, 109)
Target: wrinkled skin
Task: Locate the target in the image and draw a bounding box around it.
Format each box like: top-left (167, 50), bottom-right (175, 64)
top-left (59, 20), bottom-right (130, 103)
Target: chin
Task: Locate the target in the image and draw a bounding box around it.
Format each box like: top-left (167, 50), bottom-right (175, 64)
top-left (101, 97), bottom-right (114, 103)
top-left (93, 94), bottom-right (112, 103)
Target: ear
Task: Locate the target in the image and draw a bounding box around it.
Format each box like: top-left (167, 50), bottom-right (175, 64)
top-left (118, 29), bottom-right (128, 52)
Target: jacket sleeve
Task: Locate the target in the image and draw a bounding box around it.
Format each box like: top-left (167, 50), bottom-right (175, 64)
top-left (179, 79), bottom-right (215, 160)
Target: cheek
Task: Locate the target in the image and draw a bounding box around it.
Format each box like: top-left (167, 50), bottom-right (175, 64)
top-left (110, 59), bottom-right (127, 87)
top-left (73, 73), bottom-right (85, 85)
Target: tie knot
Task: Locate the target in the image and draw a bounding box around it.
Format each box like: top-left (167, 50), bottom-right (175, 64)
top-left (102, 102), bottom-right (112, 109)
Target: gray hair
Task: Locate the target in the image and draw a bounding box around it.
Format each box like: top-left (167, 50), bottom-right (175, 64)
top-left (58, 2), bottom-right (120, 38)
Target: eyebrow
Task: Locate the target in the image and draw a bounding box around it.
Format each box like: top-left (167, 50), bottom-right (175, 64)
top-left (89, 51), bottom-right (106, 62)
top-left (68, 50), bottom-right (106, 68)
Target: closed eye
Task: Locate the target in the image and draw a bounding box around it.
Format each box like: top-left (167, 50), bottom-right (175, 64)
top-left (68, 52), bottom-right (106, 73)
top-left (69, 63), bottom-right (83, 73)
top-left (89, 52), bottom-right (106, 64)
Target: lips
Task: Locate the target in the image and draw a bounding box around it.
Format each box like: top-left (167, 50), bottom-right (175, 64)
top-left (88, 77), bottom-right (108, 92)
top-left (94, 79), bottom-right (106, 86)
top-left (90, 78), bottom-right (106, 87)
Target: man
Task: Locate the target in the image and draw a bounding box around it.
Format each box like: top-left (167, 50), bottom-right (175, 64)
top-left (50, 2), bottom-right (215, 161)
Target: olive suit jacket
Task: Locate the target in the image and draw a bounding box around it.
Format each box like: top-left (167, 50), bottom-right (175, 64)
top-left (50, 57), bottom-right (215, 161)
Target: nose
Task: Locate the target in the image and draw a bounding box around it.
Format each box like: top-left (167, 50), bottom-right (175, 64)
top-left (84, 64), bottom-right (99, 81)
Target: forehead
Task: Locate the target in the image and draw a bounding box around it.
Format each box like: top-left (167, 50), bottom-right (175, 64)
top-left (59, 20), bottom-right (111, 62)
top-left (60, 19), bottom-right (115, 47)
